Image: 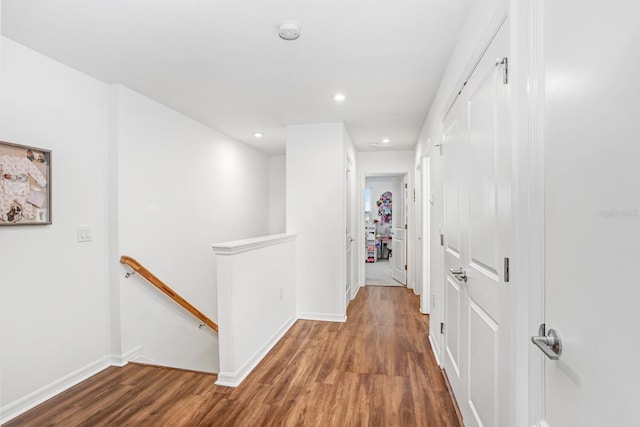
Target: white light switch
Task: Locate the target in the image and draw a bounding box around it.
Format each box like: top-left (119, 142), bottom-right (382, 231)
top-left (78, 225), bottom-right (93, 242)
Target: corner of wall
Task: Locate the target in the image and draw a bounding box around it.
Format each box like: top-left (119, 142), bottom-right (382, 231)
top-left (107, 84), bottom-right (123, 360)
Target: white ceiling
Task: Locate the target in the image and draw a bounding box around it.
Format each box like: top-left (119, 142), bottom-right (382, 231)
top-left (1, 0), bottom-right (469, 155)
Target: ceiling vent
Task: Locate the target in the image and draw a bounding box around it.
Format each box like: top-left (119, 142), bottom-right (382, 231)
top-left (278, 22), bottom-right (301, 41)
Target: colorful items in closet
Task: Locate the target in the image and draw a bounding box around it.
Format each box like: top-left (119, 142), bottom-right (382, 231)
top-left (376, 191), bottom-right (392, 223)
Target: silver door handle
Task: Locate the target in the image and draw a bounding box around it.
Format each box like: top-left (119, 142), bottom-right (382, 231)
top-left (448, 268), bottom-right (468, 282)
top-left (531, 325), bottom-right (562, 360)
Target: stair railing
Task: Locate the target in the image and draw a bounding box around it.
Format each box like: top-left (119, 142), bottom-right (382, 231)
top-left (119, 255), bottom-right (218, 332)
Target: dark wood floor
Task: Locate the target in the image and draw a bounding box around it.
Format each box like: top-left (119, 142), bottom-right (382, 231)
top-left (5, 286), bottom-right (460, 426)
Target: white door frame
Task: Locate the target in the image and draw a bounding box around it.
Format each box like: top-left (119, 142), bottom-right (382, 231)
top-left (418, 152), bottom-right (432, 314)
top-left (506, 1), bottom-right (546, 425)
top-left (391, 175), bottom-right (408, 285)
top-left (357, 172), bottom-right (410, 289)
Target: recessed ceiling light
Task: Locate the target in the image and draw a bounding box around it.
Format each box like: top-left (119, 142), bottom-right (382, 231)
top-left (382, 138), bottom-right (390, 144)
top-left (253, 132), bottom-right (263, 138)
top-left (333, 93), bottom-right (346, 102)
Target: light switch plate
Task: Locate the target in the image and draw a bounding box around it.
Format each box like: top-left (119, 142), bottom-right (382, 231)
top-left (78, 225), bottom-right (92, 242)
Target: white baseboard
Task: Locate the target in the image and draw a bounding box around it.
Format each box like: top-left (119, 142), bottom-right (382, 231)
top-left (216, 315), bottom-right (296, 387)
top-left (110, 345), bottom-right (142, 367)
top-left (351, 284), bottom-right (360, 300)
top-left (0, 356), bottom-right (112, 425)
top-left (297, 312), bottom-right (347, 322)
top-left (129, 353), bottom-right (165, 366)
top-left (428, 333), bottom-right (442, 367)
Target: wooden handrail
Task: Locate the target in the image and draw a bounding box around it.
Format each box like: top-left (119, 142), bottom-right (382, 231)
top-left (120, 255), bottom-right (218, 332)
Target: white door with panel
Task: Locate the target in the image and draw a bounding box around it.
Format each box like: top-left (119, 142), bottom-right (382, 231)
top-left (391, 175), bottom-right (407, 284)
top-left (533, 2), bottom-right (640, 426)
top-left (443, 19), bottom-right (512, 427)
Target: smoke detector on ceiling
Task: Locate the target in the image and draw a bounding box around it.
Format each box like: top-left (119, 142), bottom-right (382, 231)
top-left (278, 21), bottom-right (301, 41)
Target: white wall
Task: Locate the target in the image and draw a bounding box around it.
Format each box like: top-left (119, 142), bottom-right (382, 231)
top-left (114, 85), bottom-right (270, 372)
top-left (0, 37), bottom-right (111, 420)
top-left (268, 155), bottom-right (286, 234)
top-left (0, 36), bottom-right (277, 421)
top-left (213, 234), bottom-right (296, 386)
top-left (287, 123), bottom-right (347, 321)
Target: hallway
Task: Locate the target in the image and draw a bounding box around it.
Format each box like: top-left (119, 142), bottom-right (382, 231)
top-left (6, 287), bottom-right (460, 426)
top-left (365, 259), bottom-right (403, 287)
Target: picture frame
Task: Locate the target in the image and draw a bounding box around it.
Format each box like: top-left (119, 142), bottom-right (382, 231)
top-left (0, 140), bottom-right (52, 225)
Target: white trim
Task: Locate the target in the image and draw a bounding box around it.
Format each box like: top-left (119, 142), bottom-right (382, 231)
top-left (110, 345), bottom-right (142, 367)
top-left (297, 312), bottom-right (347, 323)
top-left (0, 356), bottom-right (112, 424)
top-left (418, 137), bottom-right (431, 161)
top-left (129, 354), bottom-right (164, 365)
top-left (441, 4), bottom-right (510, 121)
top-left (215, 315), bottom-right (296, 387)
top-left (525, 0), bottom-right (547, 424)
top-left (212, 233), bottom-right (296, 256)
top-left (428, 333), bottom-right (442, 367)
top-left (532, 422), bottom-right (550, 427)
top-left (419, 155), bottom-right (431, 314)
top-left (351, 280), bottom-right (360, 300)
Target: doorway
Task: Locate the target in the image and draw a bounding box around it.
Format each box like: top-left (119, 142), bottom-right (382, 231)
top-left (364, 174), bottom-right (407, 287)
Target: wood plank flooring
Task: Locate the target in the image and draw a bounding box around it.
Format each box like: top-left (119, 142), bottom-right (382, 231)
top-left (5, 286), bottom-right (461, 426)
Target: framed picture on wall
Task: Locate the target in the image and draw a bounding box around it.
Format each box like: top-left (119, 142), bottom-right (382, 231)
top-left (0, 140), bottom-right (52, 225)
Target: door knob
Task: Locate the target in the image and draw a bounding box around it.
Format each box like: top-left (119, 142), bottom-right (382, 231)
top-left (531, 324), bottom-right (562, 360)
top-left (448, 268), bottom-right (467, 282)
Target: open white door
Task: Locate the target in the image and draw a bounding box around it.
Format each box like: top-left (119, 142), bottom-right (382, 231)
top-left (442, 18), bottom-right (512, 427)
top-left (391, 175), bottom-right (406, 284)
top-left (532, 2), bottom-right (640, 426)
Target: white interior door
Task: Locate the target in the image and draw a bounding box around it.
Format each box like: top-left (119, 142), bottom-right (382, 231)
top-left (391, 175), bottom-right (406, 284)
top-left (442, 96), bottom-right (465, 400)
top-left (536, 2), bottom-right (640, 425)
top-left (443, 19), bottom-right (512, 427)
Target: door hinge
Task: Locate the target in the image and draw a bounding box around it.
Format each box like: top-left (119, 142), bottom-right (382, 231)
top-left (413, 189), bottom-right (416, 202)
top-left (404, 183), bottom-right (408, 189)
top-left (404, 224), bottom-right (407, 230)
top-left (440, 234), bottom-right (444, 246)
top-left (496, 57), bottom-right (508, 84)
top-left (504, 257), bottom-right (510, 283)
top-left (440, 322), bottom-right (444, 334)
top-left (404, 264), bottom-right (407, 271)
